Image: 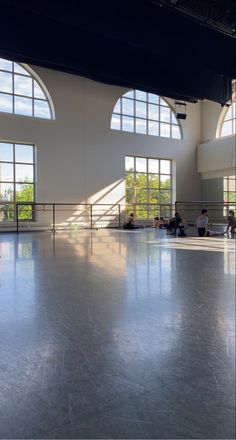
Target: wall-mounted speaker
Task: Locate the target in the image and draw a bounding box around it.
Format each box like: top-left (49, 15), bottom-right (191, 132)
top-left (175, 101), bottom-right (187, 120)
top-left (176, 112), bottom-right (187, 119)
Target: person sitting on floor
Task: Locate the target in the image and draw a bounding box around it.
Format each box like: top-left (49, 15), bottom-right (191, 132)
top-left (153, 216), bottom-right (167, 228)
top-left (166, 212), bottom-right (186, 236)
top-left (123, 212), bottom-right (135, 229)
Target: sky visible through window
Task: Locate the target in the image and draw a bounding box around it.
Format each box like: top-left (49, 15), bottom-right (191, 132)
top-left (111, 90), bottom-right (182, 139)
top-left (0, 58), bottom-right (52, 119)
top-left (220, 101), bottom-right (236, 137)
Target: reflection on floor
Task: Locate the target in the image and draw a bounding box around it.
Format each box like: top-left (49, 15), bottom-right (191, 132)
top-left (0, 230), bottom-right (235, 439)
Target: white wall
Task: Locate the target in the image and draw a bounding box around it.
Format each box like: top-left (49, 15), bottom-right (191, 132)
top-left (197, 136), bottom-right (236, 179)
top-left (0, 65), bottom-right (202, 227)
top-left (199, 99), bottom-right (235, 201)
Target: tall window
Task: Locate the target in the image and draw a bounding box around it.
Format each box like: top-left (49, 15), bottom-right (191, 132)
top-left (224, 176), bottom-right (236, 212)
top-left (125, 156), bottom-right (172, 219)
top-left (220, 102), bottom-right (236, 137)
top-left (0, 142), bottom-right (35, 221)
top-left (111, 90), bottom-right (182, 139)
top-left (0, 57), bottom-right (53, 119)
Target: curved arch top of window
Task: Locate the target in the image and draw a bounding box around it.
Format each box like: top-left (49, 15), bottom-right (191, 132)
top-left (0, 57), bottom-right (55, 119)
top-left (217, 100), bottom-right (236, 138)
top-left (217, 81), bottom-right (236, 138)
top-left (111, 90), bottom-right (182, 139)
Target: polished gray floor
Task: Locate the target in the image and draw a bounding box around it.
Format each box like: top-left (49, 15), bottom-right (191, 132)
top-left (0, 229), bottom-right (235, 439)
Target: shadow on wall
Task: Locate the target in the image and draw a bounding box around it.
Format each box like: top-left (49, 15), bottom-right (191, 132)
top-left (33, 179), bottom-right (126, 229)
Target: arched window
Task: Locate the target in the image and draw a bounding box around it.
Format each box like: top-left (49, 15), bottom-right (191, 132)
top-left (218, 101), bottom-right (236, 138)
top-left (111, 90), bottom-right (182, 139)
top-left (0, 57), bottom-right (54, 119)
top-left (217, 81), bottom-right (236, 138)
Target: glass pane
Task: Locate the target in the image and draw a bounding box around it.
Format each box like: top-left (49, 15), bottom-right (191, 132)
top-left (122, 116), bottom-right (134, 132)
top-left (136, 158), bottom-right (147, 173)
top-left (14, 63), bottom-right (30, 75)
top-left (136, 118), bottom-right (147, 134)
top-left (0, 93), bottom-right (13, 113)
top-left (149, 189), bottom-right (158, 203)
top-left (125, 157), bottom-right (134, 171)
top-left (14, 75), bottom-right (32, 97)
top-left (34, 100), bottom-right (51, 118)
top-left (149, 174), bottom-right (159, 188)
top-left (229, 179), bottom-right (236, 191)
top-left (33, 80), bottom-right (45, 99)
top-left (148, 104), bottom-right (159, 120)
top-left (172, 125), bottom-right (181, 139)
top-left (135, 90), bottom-right (147, 101)
top-left (135, 101), bottom-right (146, 118)
top-left (221, 120), bottom-right (232, 136)
top-left (148, 93), bottom-right (159, 104)
top-left (0, 58), bottom-right (13, 71)
top-left (122, 98), bottom-right (134, 116)
top-left (0, 163), bottom-right (13, 181)
top-left (229, 192), bottom-right (236, 203)
top-left (15, 144), bottom-right (34, 163)
top-left (126, 186), bottom-right (135, 203)
top-left (18, 204), bottom-right (33, 220)
top-left (0, 203), bottom-right (14, 221)
top-left (160, 190), bottom-right (171, 203)
top-left (124, 90), bottom-right (134, 99)
top-left (16, 183), bottom-right (34, 202)
top-left (0, 72), bottom-right (12, 93)
top-left (136, 205), bottom-right (148, 219)
top-left (113, 100), bottom-right (121, 114)
top-left (0, 143), bottom-right (13, 162)
top-left (160, 175), bottom-right (171, 188)
top-left (233, 118), bottom-right (236, 134)
top-left (160, 160), bottom-right (171, 174)
top-left (148, 159), bottom-right (159, 173)
top-left (148, 205), bottom-right (157, 219)
top-left (125, 172), bottom-right (135, 185)
top-left (148, 120), bottom-right (159, 136)
top-left (111, 114), bottom-right (121, 130)
top-left (160, 123), bottom-right (170, 137)
top-left (224, 106), bottom-right (233, 121)
top-left (0, 182), bottom-right (14, 200)
top-left (171, 112), bottom-right (178, 124)
top-left (136, 189), bottom-right (148, 203)
top-left (223, 178), bottom-right (228, 192)
top-left (136, 173), bottom-right (147, 187)
top-left (160, 106), bottom-right (171, 122)
top-left (15, 96), bottom-right (33, 116)
top-left (232, 102), bottom-right (236, 118)
top-left (15, 164), bottom-right (34, 182)
top-left (224, 191), bottom-right (229, 201)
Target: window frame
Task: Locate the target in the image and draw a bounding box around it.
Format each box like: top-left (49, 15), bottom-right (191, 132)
top-left (0, 141), bottom-right (36, 221)
top-left (223, 175), bottom-right (236, 215)
top-left (111, 90), bottom-right (182, 140)
top-left (125, 155), bottom-right (173, 219)
top-left (0, 58), bottom-right (55, 119)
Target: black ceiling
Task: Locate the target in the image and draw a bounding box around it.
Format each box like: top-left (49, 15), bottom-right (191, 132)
top-left (0, 0), bottom-right (236, 104)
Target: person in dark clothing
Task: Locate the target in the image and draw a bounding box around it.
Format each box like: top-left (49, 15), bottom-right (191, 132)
top-left (166, 212), bottom-right (186, 236)
top-left (123, 212), bottom-right (134, 229)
